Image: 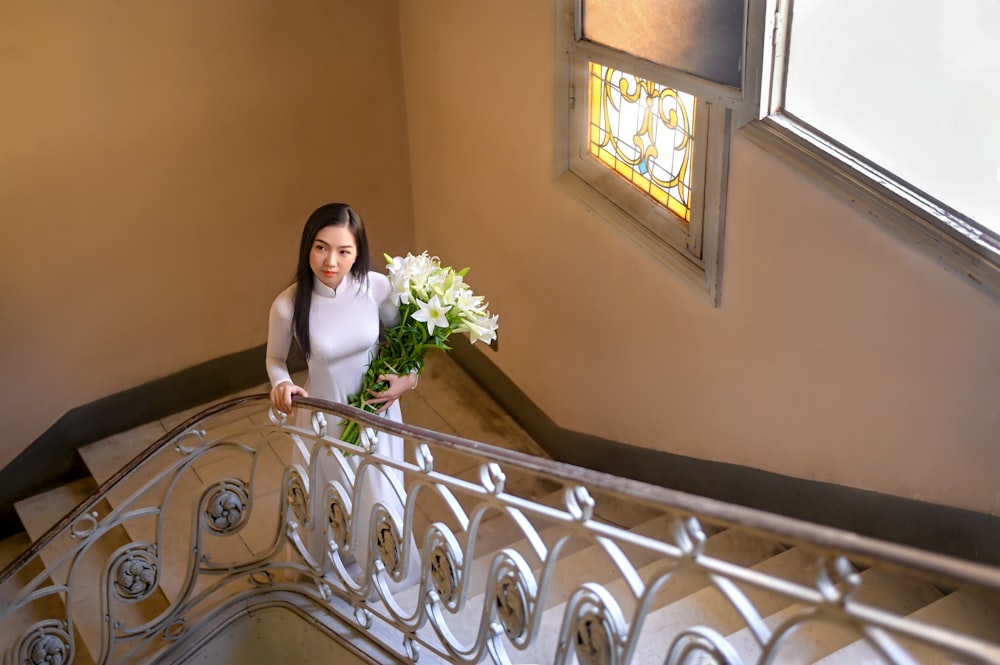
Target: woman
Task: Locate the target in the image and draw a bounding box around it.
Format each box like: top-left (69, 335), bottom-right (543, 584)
top-left (266, 202), bottom-right (418, 580)
top-left (266, 202), bottom-right (416, 415)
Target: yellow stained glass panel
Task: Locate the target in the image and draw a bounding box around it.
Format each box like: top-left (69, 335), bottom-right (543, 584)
top-left (587, 62), bottom-right (696, 223)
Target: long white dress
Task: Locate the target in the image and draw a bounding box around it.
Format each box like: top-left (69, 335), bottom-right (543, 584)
top-left (266, 271), bottom-right (416, 581)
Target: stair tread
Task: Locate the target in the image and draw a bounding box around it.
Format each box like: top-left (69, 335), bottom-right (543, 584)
top-left (14, 477), bottom-right (98, 543)
top-left (724, 565), bottom-right (946, 664)
top-left (78, 420), bottom-right (167, 485)
top-left (414, 523), bottom-right (787, 663)
top-left (0, 531), bottom-right (31, 570)
top-left (814, 587), bottom-right (1000, 664)
top-left (9, 485), bottom-right (169, 665)
top-left (0, 545), bottom-right (76, 665)
top-left (521, 528), bottom-right (790, 663)
top-left (78, 425), bottom-right (263, 603)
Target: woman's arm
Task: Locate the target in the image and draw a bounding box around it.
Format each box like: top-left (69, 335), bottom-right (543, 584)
top-left (266, 288), bottom-right (308, 414)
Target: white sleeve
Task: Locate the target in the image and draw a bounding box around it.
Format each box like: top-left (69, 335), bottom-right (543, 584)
top-left (265, 288), bottom-right (296, 388)
top-left (371, 272), bottom-right (400, 328)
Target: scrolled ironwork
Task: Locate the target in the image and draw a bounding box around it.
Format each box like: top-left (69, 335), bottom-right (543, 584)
top-left (112, 544), bottom-right (159, 601)
top-left (674, 516), bottom-right (708, 559)
top-left (17, 622), bottom-right (72, 665)
top-left (416, 442), bottom-right (434, 473)
top-left (203, 480), bottom-right (249, 534)
top-left (3, 394), bottom-right (1000, 665)
top-left (566, 486), bottom-right (595, 522)
top-left (70, 511), bottom-right (99, 539)
top-left (374, 510), bottom-right (403, 576)
top-left (268, 405), bottom-right (287, 426)
top-left (249, 570), bottom-right (274, 587)
top-left (663, 627), bottom-right (743, 665)
top-left (174, 428), bottom-right (207, 454)
top-left (490, 549), bottom-right (537, 646)
top-left (360, 425), bottom-right (378, 452)
top-left (162, 619), bottom-right (186, 641)
top-left (816, 555), bottom-right (862, 606)
top-left (286, 466), bottom-right (309, 525)
top-left (311, 410), bottom-right (327, 438)
top-left (426, 525), bottom-right (463, 606)
top-left (480, 462), bottom-right (506, 495)
top-left (325, 484), bottom-right (353, 551)
top-left (403, 634), bottom-right (421, 661)
top-left (567, 584), bottom-right (627, 665)
top-left (354, 605), bottom-right (373, 629)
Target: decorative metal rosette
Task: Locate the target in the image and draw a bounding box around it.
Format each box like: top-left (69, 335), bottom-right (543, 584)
top-left (324, 483), bottom-right (353, 552)
top-left (202, 480), bottom-right (250, 534)
top-left (112, 544), bottom-right (159, 601)
top-left (373, 506), bottom-right (403, 576)
top-left (426, 524), bottom-right (463, 606)
top-left (17, 621), bottom-right (72, 665)
top-left (566, 583), bottom-right (627, 665)
top-left (491, 549), bottom-right (537, 646)
top-left (664, 627), bottom-right (742, 665)
top-left (286, 467), bottom-right (309, 525)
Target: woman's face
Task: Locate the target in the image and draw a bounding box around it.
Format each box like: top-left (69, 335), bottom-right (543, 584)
top-left (309, 224), bottom-right (357, 290)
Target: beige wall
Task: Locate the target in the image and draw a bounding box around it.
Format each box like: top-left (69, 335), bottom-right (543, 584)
top-left (398, 1), bottom-right (1000, 514)
top-left (0, 1), bottom-right (414, 469)
top-left (4, 0), bottom-right (998, 517)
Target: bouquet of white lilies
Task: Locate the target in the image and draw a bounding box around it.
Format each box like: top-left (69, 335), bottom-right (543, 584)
top-left (341, 252), bottom-right (499, 446)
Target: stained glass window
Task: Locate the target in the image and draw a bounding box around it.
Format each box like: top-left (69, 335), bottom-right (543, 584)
top-left (587, 62), bottom-right (697, 223)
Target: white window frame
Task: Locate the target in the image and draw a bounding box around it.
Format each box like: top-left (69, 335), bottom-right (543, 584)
top-left (743, 0), bottom-right (1000, 300)
top-left (554, 0), bottom-right (770, 306)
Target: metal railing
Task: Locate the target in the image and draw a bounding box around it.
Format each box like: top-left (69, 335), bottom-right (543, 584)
top-left (2, 395), bottom-right (999, 665)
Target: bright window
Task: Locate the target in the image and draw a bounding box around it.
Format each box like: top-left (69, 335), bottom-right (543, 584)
top-left (784, 0), bottom-right (999, 235)
top-left (751, 0), bottom-right (1000, 297)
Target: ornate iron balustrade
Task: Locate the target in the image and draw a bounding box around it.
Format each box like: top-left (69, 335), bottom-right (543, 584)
top-left (2, 395), bottom-right (999, 665)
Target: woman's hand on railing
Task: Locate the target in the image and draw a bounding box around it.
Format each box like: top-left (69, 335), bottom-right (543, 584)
top-left (270, 381), bottom-right (308, 415)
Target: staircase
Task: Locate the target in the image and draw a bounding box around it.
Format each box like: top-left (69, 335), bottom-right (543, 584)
top-left (2, 355), bottom-right (1000, 664)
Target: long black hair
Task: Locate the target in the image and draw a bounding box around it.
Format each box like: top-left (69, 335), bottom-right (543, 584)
top-left (292, 203), bottom-right (371, 358)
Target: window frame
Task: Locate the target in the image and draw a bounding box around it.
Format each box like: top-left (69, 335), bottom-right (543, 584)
top-left (744, 0), bottom-right (1000, 301)
top-left (554, 0), bottom-right (769, 306)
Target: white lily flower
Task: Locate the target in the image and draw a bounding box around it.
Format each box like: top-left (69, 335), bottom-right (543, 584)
top-left (454, 289), bottom-right (484, 315)
top-left (411, 294), bottom-right (452, 336)
top-left (456, 313), bottom-right (499, 345)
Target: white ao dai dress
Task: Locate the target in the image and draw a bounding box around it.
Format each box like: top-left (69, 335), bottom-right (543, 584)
top-left (266, 271), bottom-right (417, 581)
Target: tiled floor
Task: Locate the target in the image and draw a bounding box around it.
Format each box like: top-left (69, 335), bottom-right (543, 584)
top-left (10, 352), bottom-right (556, 566)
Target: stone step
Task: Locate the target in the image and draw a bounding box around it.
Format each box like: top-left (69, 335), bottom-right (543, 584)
top-left (724, 564), bottom-right (945, 663)
top-left (517, 527), bottom-right (789, 663)
top-left (0, 530), bottom-right (30, 570)
top-left (405, 513), bottom-right (782, 662)
top-left (14, 478), bottom-right (169, 665)
top-left (0, 531), bottom-right (84, 663)
top-left (814, 587), bottom-right (1000, 664)
top-left (15, 477), bottom-right (97, 545)
top-left (78, 410), bottom-right (288, 603)
top-left (594, 544), bottom-right (819, 664)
